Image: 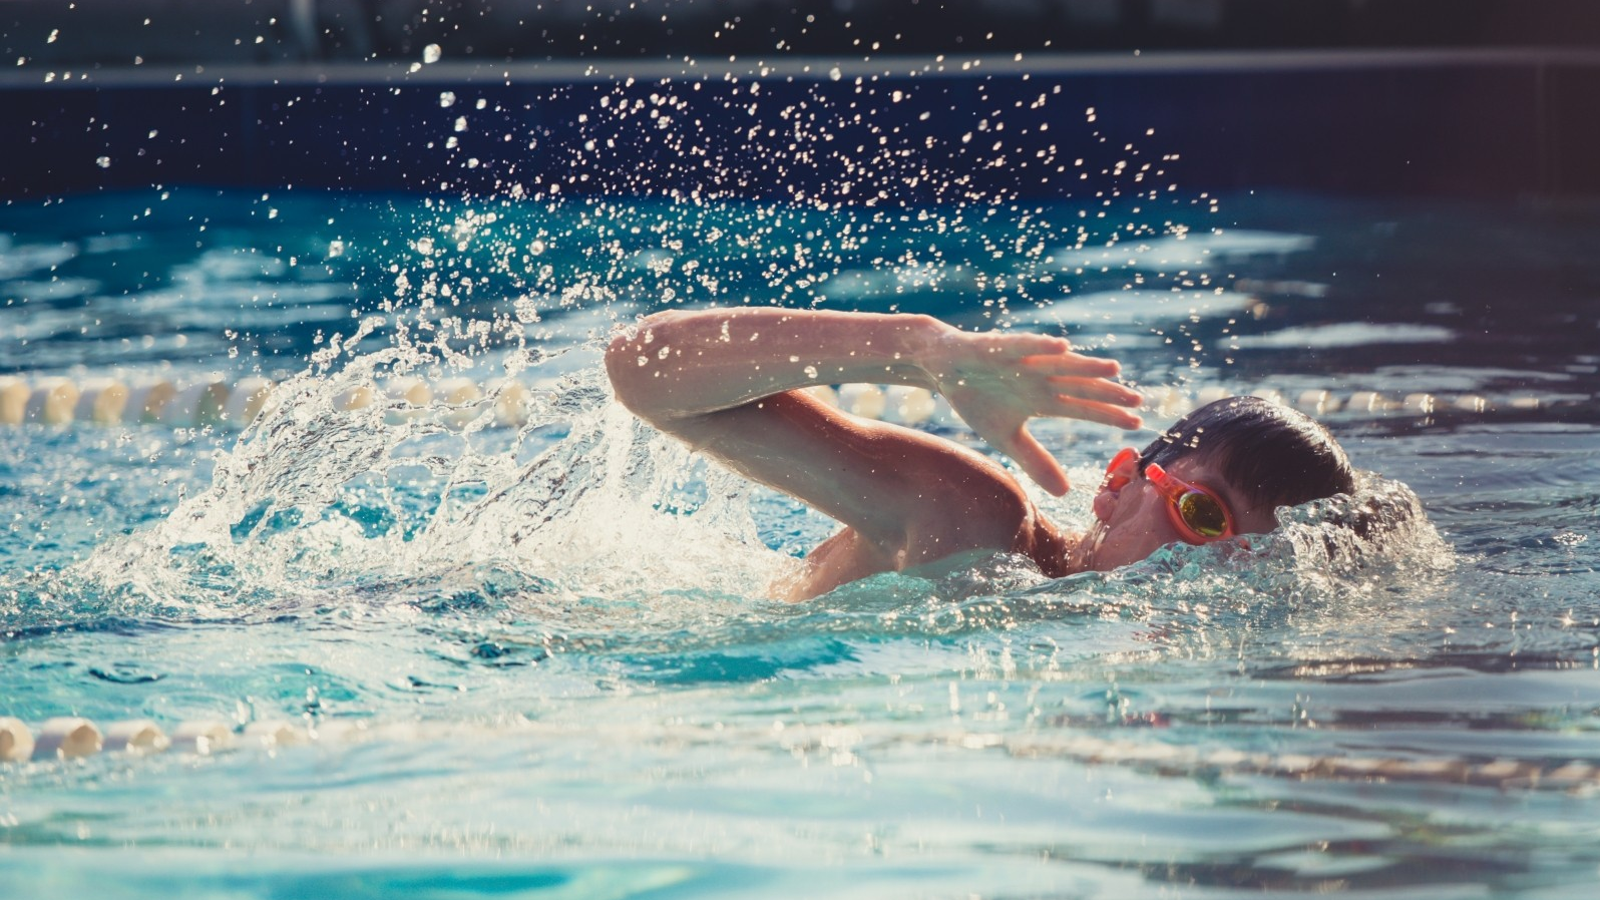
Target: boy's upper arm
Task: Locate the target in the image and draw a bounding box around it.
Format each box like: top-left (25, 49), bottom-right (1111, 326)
top-left (671, 390), bottom-right (1037, 558)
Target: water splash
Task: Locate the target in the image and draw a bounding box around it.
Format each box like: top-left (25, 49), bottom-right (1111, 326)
top-left (1002, 472), bottom-right (1455, 666)
top-left (48, 333), bottom-right (782, 635)
top-left (0, 78), bottom-right (1434, 661)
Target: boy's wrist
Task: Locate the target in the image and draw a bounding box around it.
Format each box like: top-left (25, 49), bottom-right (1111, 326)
top-left (904, 314), bottom-right (956, 392)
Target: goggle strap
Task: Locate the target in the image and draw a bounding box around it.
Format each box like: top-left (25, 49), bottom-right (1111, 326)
top-left (1143, 462), bottom-right (1185, 502)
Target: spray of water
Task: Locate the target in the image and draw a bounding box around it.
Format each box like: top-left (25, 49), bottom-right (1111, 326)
top-left (1, 65), bottom-right (1453, 673)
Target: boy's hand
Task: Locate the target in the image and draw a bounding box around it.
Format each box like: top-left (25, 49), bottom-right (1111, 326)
top-left (922, 329), bottom-right (1144, 495)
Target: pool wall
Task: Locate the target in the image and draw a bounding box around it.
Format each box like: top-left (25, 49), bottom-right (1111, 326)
top-left (3, 49), bottom-right (1598, 200)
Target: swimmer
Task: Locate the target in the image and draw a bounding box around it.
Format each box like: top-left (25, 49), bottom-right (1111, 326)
top-left (606, 308), bottom-right (1354, 599)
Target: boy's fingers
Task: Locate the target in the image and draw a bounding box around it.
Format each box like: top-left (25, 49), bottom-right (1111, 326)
top-left (1005, 334), bottom-right (1072, 356)
top-left (1053, 396), bottom-right (1144, 430)
top-left (1010, 426), bottom-right (1071, 495)
top-left (1047, 376), bottom-right (1144, 407)
top-left (1024, 353), bottom-right (1122, 380)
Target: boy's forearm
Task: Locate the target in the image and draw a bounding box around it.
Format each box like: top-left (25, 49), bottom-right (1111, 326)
top-left (606, 307), bottom-right (949, 422)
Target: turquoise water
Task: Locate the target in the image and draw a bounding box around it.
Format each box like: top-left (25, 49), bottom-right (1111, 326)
top-left (2, 186), bottom-right (1599, 898)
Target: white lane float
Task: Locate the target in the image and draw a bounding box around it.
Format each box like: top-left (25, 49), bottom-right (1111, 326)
top-left (0, 377), bottom-right (29, 424)
top-left (31, 717), bottom-right (102, 760)
top-left (1297, 389), bottom-right (1340, 415)
top-left (102, 719), bottom-right (171, 755)
top-left (159, 378), bottom-right (229, 427)
top-left (883, 385), bottom-right (938, 425)
top-left (0, 716), bottom-right (34, 761)
top-left (332, 382), bottom-right (376, 412)
top-left (220, 376), bottom-right (277, 426)
top-left (169, 720), bottom-right (236, 756)
top-left (1404, 392), bottom-right (1437, 414)
top-left (242, 720), bottom-right (308, 748)
top-left (0, 716), bottom-right (310, 763)
top-left (383, 376), bottom-right (433, 424)
top-left (435, 377), bottom-right (485, 427)
top-left (835, 382), bottom-right (886, 420)
top-left (1347, 390), bottom-right (1392, 413)
top-left (1002, 731), bottom-right (1600, 792)
top-left (488, 377), bottom-right (533, 427)
top-left (800, 384), bottom-right (838, 408)
top-left (72, 378), bottom-right (131, 425)
top-left (2, 711), bottom-right (1595, 792)
top-left (125, 379), bottom-right (178, 423)
top-left (25, 378), bottom-right (80, 425)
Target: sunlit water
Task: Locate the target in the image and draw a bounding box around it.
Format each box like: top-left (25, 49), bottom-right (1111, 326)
top-left (2, 185), bottom-right (1599, 898)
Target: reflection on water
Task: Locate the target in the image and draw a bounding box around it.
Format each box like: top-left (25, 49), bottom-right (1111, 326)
top-left (1, 189), bottom-right (1599, 897)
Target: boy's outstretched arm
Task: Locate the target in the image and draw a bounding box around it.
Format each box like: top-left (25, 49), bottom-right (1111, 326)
top-left (605, 307), bottom-right (1142, 562)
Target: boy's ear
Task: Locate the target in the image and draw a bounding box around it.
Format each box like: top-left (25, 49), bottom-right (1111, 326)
top-left (1093, 447), bottom-right (1138, 525)
top-left (1101, 447), bottom-right (1138, 494)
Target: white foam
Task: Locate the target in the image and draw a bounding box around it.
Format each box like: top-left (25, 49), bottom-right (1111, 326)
top-left (1234, 322), bottom-right (1454, 349)
top-left (1011, 289), bottom-right (1258, 329)
top-left (1051, 229), bottom-right (1316, 273)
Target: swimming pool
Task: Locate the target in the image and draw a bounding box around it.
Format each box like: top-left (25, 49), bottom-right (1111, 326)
top-left (4, 71), bottom-right (1600, 897)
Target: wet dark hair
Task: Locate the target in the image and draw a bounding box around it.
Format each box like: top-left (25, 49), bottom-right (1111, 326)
top-left (1137, 396), bottom-right (1355, 513)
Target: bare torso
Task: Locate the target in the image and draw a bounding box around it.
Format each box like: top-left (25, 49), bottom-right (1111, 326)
top-left (777, 513), bottom-right (1082, 600)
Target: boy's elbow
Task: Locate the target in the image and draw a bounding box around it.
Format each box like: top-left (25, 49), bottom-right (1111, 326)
top-left (604, 311), bottom-right (687, 424)
top-left (604, 328), bottom-right (651, 417)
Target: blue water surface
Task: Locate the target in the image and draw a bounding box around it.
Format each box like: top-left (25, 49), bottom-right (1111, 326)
top-left (2, 185), bottom-right (1599, 899)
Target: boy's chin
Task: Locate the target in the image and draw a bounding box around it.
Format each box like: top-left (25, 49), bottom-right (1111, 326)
top-left (1076, 520), bottom-right (1111, 571)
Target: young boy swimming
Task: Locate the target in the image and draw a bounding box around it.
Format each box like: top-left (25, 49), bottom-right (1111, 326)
top-left (605, 307), bottom-right (1354, 599)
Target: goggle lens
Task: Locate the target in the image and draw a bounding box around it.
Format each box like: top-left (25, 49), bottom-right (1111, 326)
top-left (1144, 462), bottom-right (1236, 544)
top-left (1176, 491), bottom-right (1229, 538)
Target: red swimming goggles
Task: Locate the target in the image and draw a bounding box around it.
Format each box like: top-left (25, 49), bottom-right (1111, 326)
top-left (1103, 448), bottom-right (1237, 544)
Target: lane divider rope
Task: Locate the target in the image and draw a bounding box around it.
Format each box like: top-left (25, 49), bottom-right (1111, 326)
top-left (1002, 732), bottom-right (1599, 793)
top-left (0, 373), bottom-right (1563, 432)
top-left (0, 715), bottom-right (303, 761)
top-left (3, 713), bottom-right (1593, 793)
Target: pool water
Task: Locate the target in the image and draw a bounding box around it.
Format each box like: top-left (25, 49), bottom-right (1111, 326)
top-left (2, 184), bottom-right (1599, 898)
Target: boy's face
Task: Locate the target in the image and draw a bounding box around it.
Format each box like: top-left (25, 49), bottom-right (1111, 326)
top-left (1084, 451), bottom-right (1281, 570)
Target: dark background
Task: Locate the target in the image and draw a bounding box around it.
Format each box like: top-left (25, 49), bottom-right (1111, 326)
top-left (1, 1), bottom-right (1597, 200)
top-left (3, 0), bottom-right (1598, 66)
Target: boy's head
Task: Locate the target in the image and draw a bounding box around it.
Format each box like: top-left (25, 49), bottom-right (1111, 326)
top-left (1085, 396), bottom-right (1356, 570)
